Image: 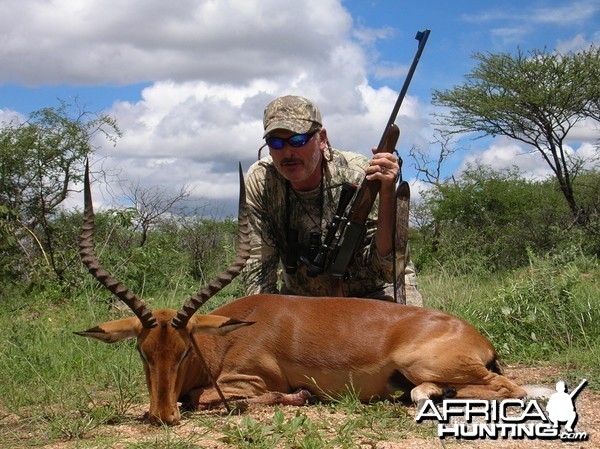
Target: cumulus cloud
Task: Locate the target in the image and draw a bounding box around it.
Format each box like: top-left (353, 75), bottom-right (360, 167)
top-left (456, 136), bottom-right (599, 181)
top-left (0, 0), bottom-right (422, 213)
top-left (2, 0), bottom-right (598, 216)
top-left (0, 0), bottom-right (420, 215)
top-left (101, 77), bottom-right (431, 212)
top-left (0, 0), bottom-right (353, 86)
top-left (0, 109), bottom-right (23, 125)
top-left (457, 139), bottom-right (552, 179)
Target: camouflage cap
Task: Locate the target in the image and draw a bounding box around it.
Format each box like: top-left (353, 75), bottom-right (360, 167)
top-left (263, 95), bottom-right (322, 137)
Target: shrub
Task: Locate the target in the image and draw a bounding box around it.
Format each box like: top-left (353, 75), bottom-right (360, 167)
top-left (475, 252), bottom-right (599, 360)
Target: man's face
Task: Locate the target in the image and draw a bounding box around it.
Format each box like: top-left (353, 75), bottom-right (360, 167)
top-left (268, 129), bottom-right (326, 191)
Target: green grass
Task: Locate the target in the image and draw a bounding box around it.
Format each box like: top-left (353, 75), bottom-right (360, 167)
top-left (421, 251), bottom-right (600, 382)
top-left (0, 251), bottom-right (598, 447)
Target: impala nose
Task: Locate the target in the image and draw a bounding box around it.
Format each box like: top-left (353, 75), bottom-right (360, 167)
top-left (146, 408), bottom-right (181, 426)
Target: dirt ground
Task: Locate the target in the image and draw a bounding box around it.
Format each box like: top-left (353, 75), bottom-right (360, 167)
top-left (5, 364), bottom-right (599, 449)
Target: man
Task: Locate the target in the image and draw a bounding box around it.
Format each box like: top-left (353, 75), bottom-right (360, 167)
top-left (546, 381), bottom-right (579, 433)
top-left (242, 95), bottom-right (422, 305)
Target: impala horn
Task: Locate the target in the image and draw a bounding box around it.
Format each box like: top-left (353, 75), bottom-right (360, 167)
top-left (171, 163), bottom-right (251, 329)
top-left (79, 160), bottom-right (158, 328)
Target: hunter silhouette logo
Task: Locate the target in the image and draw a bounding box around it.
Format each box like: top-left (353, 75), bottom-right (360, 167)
top-left (416, 378), bottom-right (589, 441)
top-left (546, 379), bottom-right (587, 434)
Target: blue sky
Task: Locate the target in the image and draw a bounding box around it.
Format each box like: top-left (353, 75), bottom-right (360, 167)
top-left (1, 0), bottom-right (598, 215)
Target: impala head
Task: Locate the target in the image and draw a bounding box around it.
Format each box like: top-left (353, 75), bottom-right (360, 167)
top-left (76, 161), bottom-right (251, 425)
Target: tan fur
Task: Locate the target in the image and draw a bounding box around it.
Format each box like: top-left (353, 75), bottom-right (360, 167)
top-left (77, 294), bottom-right (526, 425)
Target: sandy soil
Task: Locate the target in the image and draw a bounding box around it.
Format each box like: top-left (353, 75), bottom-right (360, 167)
top-left (3, 364), bottom-right (597, 448)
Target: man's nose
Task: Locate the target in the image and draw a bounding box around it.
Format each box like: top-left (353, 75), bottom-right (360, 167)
top-left (280, 144), bottom-right (296, 157)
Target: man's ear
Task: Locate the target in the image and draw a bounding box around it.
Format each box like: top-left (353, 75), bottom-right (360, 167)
top-left (74, 317), bottom-right (142, 343)
top-left (318, 128), bottom-right (328, 146)
top-left (188, 314), bottom-right (254, 336)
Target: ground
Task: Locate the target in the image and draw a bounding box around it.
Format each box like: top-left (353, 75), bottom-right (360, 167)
top-left (2, 364), bottom-right (597, 448)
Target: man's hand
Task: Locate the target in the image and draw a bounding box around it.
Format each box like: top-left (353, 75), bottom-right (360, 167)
top-left (366, 150), bottom-right (400, 194)
top-left (364, 148), bottom-right (401, 258)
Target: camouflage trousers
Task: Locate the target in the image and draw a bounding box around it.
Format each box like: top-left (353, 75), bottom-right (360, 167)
top-left (364, 271), bottom-right (423, 306)
top-left (279, 270), bottom-right (424, 306)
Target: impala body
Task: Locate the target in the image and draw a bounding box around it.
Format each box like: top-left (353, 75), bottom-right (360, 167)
top-left (77, 162), bottom-right (527, 425)
top-left (78, 294), bottom-right (527, 425)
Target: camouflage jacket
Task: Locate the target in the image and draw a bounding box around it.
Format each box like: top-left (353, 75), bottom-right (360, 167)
top-left (242, 149), bottom-right (398, 298)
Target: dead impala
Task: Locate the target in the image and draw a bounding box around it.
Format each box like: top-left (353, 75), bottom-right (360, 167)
top-left (76, 163), bottom-right (529, 425)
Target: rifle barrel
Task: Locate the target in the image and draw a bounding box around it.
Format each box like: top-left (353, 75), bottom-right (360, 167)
top-left (376, 29), bottom-right (430, 153)
top-left (569, 379), bottom-right (588, 399)
top-left (327, 29), bottom-right (431, 280)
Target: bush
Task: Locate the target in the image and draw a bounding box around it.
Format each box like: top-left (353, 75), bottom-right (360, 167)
top-left (413, 165), bottom-right (599, 274)
top-left (474, 252), bottom-right (599, 361)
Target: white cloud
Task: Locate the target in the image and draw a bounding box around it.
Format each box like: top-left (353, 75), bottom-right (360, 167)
top-left (0, 0), bottom-right (353, 86)
top-left (0, 109), bottom-right (23, 125)
top-left (531, 0), bottom-right (600, 25)
top-left (98, 78), bottom-right (431, 214)
top-left (456, 135), bottom-right (599, 181)
top-left (0, 0), bottom-right (379, 215)
top-left (556, 33), bottom-right (594, 53)
top-left (567, 117), bottom-right (600, 143)
top-left (458, 139), bottom-right (553, 180)
top-left (0, 0), bottom-right (407, 214)
top-left (4, 0), bottom-right (598, 218)
top-left (38, 0), bottom-right (428, 215)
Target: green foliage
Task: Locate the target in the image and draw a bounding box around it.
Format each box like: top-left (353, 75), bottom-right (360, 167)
top-left (414, 164), bottom-right (599, 274)
top-left (0, 100), bottom-right (121, 284)
top-left (177, 217), bottom-right (240, 284)
top-left (477, 252), bottom-right (600, 361)
top-left (432, 46), bottom-right (600, 224)
top-left (0, 201), bottom-right (243, 314)
top-left (433, 47), bottom-right (599, 137)
top-left (221, 410), bottom-right (323, 448)
top-left (90, 214), bottom-right (242, 308)
top-left (422, 250), bottom-right (600, 378)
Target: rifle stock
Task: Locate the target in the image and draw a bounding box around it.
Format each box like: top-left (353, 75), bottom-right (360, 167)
top-left (328, 124), bottom-right (399, 278)
top-left (347, 124), bottom-right (400, 225)
top-left (328, 29), bottom-right (430, 281)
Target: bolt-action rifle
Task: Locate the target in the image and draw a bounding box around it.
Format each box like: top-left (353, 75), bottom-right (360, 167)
top-left (304, 29), bottom-right (430, 284)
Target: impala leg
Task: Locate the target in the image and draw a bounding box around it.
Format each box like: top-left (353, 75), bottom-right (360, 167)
top-left (186, 373), bottom-right (300, 409)
top-left (246, 388), bottom-right (314, 406)
top-left (451, 372), bottom-right (527, 400)
top-left (410, 372), bottom-right (528, 412)
top-left (185, 386), bottom-right (313, 409)
top-left (411, 382), bottom-right (446, 411)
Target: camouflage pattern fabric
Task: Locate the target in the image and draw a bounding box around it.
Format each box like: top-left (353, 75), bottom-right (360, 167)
top-left (262, 95), bottom-right (322, 137)
top-left (242, 148), bottom-right (422, 304)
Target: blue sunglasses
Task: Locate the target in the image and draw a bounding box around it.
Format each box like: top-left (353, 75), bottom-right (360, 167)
top-left (265, 129), bottom-right (319, 150)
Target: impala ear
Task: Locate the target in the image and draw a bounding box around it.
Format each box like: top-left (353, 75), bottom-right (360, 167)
top-left (189, 314), bottom-right (254, 336)
top-left (74, 317), bottom-right (143, 343)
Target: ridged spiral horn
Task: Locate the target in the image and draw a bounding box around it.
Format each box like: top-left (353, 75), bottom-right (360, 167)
top-left (79, 160), bottom-right (157, 328)
top-left (171, 163), bottom-right (251, 328)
